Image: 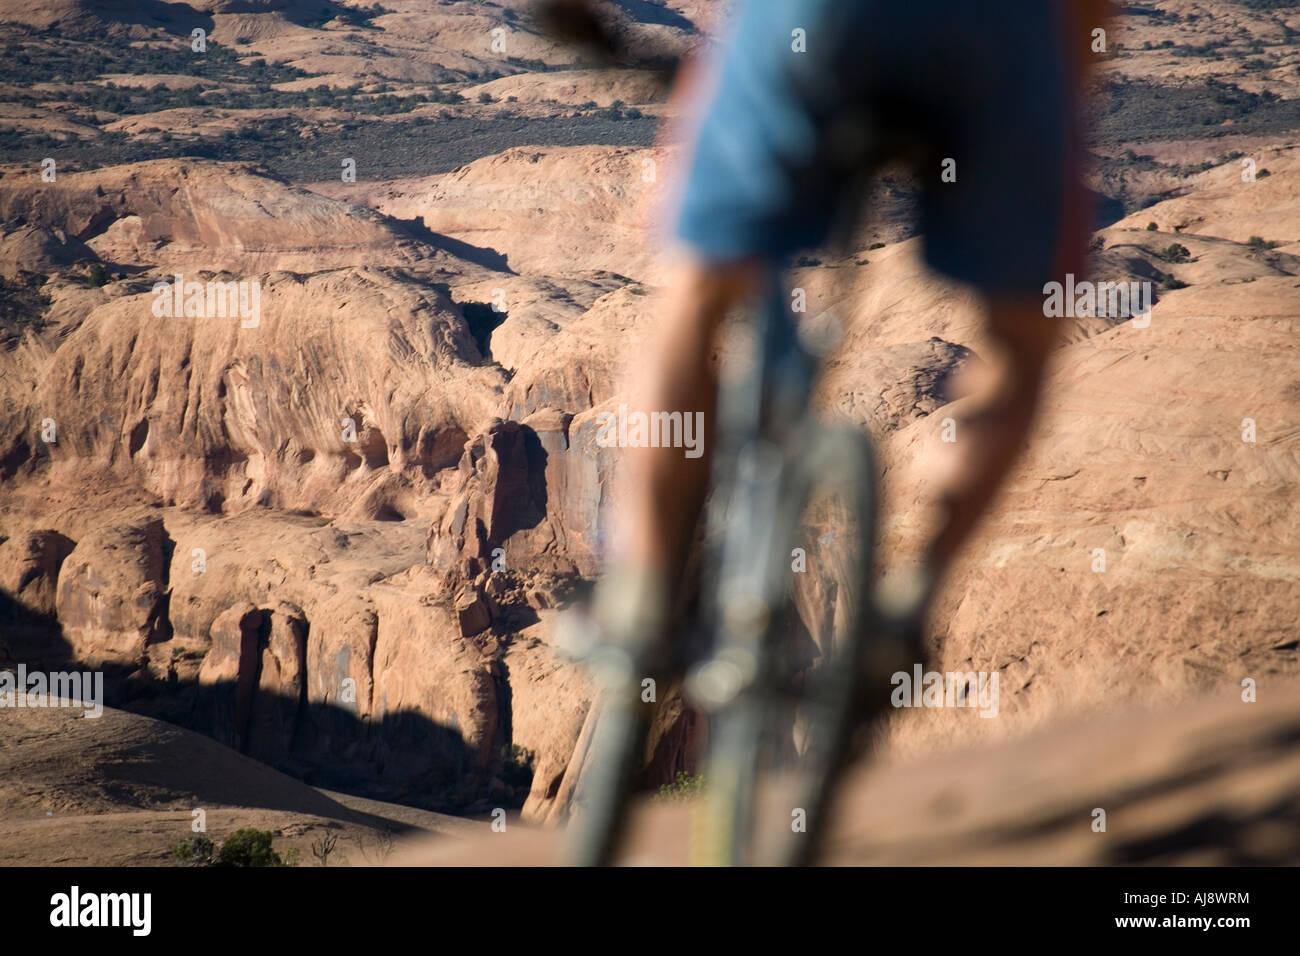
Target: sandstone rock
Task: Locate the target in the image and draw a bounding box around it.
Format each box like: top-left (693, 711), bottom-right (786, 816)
top-left (0, 527), bottom-right (75, 617)
top-left (18, 267), bottom-right (501, 518)
top-left (461, 69), bottom-right (667, 109)
top-left (246, 601), bottom-right (308, 766)
top-left (196, 602), bottom-right (262, 753)
top-left (454, 589), bottom-right (492, 639)
top-left (366, 586), bottom-right (502, 803)
top-left (407, 145), bottom-right (676, 283)
top-left (53, 517), bottom-right (170, 669)
top-left (0, 159), bottom-right (439, 276)
top-left (0, 528), bottom-right (76, 664)
top-left (394, 688), bottom-right (1300, 866)
top-left (428, 410), bottom-right (614, 582)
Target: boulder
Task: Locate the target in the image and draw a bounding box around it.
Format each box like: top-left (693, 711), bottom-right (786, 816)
top-left (0, 528), bottom-right (76, 663)
top-left (53, 517), bottom-right (170, 669)
top-left (454, 589), bottom-right (492, 639)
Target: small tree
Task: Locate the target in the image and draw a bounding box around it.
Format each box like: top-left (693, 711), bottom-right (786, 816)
top-left (171, 835), bottom-right (215, 866)
top-left (217, 828), bottom-right (284, 867)
top-left (311, 832), bottom-right (340, 866)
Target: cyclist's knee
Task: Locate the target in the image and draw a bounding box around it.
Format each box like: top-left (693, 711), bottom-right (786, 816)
top-left (980, 293), bottom-right (1064, 373)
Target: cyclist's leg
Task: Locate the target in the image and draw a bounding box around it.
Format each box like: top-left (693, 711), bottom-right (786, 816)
top-left (611, 0), bottom-right (857, 592)
top-left (923, 297), bottom-right (1066, 581)
top-left (611, 257), bottom-right (758, 587)
top-left (914, 0), bottom-right (1098, 583)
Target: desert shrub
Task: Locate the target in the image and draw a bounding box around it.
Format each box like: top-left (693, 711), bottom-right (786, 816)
top-left (171, 835), bottom-right (215, 866)
top-left (500, 744), bottom-right (535, 790)
top-left (1146, 222), bottom-right (1158, 231)
top-left (657, 772), bottom-right (706, 801)
top-left (216, 828), bottom-right (285, 867)
top-left (1160, 242), bottom-right (1191, 263)
top-left (310, 832), bottom-right (343, 866)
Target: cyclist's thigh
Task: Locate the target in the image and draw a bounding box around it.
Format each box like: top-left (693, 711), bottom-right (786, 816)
top-left (907, 1), bottom-right (1085, 296)
top-left (673, 0), bottom-right (874, 262)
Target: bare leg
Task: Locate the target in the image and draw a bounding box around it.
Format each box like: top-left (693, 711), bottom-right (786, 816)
top-left (613, 280), bottom-right (1065, 614)
top-left (613, 257), bottom-right (759, 583)
top-left (923, 296), bottom-right (1064, 581)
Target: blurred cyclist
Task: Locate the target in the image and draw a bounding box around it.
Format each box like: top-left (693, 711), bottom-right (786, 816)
top-left (606, 0), bottom-right (1110, 649)
top-left (542, 0), bottom-right (1112, 859)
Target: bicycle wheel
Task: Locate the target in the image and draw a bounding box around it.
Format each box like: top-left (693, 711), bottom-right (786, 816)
top-left (689, 420), bottom-right (881, 865)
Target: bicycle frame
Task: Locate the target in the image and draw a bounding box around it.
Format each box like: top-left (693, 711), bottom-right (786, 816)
top-left (567, 258), bottom-right (912, 866)
top-left (692, 260), bottom-right (887, 866)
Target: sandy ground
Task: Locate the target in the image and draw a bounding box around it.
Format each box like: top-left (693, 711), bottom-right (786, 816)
top-left (391, 688), bottom-right (1300, 866)
top-left (0, 705), bottom-right (477, 866)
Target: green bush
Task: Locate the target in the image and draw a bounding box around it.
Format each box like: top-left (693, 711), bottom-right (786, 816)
top-left (500, 744), bottom-right (535, 790)
top-left (171, 835), bottom-right (215, 866)
top-left (216, 828), bottom-right (285, 867)
top-left (656, 771), bottom-right (705, 801)
top-left (1146, 222), bottom-right (1158, 231)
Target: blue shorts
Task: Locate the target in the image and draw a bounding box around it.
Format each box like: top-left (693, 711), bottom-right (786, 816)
top-left (675, 0), bottom-right (1082, 294)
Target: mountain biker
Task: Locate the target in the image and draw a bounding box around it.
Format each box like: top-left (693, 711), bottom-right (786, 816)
top-left (548, 0), bottom-right (1113, 860)
top-left (601, 0), bottom-right (1110, 652)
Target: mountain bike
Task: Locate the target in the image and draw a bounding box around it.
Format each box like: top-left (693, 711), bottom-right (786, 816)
top-left (564, 261), bottom-right (931, 866)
